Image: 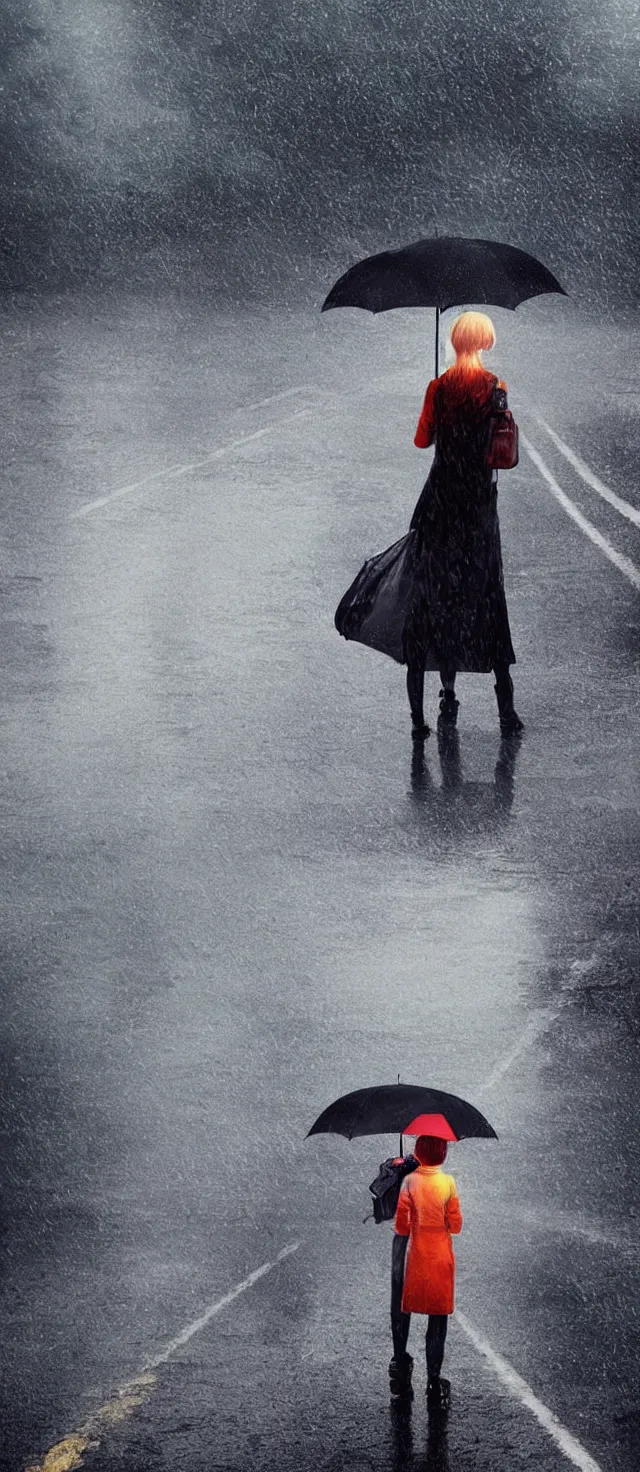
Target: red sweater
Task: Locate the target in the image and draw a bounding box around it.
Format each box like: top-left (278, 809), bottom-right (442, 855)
top-left (414, 373), bottom-right (507, 448)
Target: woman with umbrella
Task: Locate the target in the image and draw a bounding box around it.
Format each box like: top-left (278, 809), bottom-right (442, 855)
top-left (329, 234), bottom-right (567, 737)
top-left (390, 1132), bottom-right (462, 1407)
top-left (404, 310), bottom-right (523, 737)
top-left (308, 1083), bottom-right (496, 1407)
top-left (336, 308), bottom-right (523, 737)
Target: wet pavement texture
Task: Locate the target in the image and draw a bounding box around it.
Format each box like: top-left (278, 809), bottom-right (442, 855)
top-left (0, 289), bottom-right (639, 1471)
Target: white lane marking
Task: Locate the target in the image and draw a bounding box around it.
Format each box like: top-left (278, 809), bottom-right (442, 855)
top-left (480, 957), bottom-right (598, 1095)
top-left (456, 1311), bottom-right (603, 1472)
top-left (521, 432), bottom-right (640, 591)
top-left (479, 1012), bottom-right (557, 1093)
top-left (244, 386), bottom-right (314, 409)
top-left (70, 406), bottom-right (311, 520)
top-left (531, 413), bottom-right (640, 529)
top-left (144, 1241), bottom-right (301, 1370)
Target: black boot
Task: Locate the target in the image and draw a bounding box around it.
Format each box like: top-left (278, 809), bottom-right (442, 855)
top-left (389, 1352), bottom-right (414, 1399)
top-left (494, 670), bottom-right (524, 736)
top-left (426, 1375), bottom-right (450, 1410)
top-left (438, 689), bottom-right (459, 726)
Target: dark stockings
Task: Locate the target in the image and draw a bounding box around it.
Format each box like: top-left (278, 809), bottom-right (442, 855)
top-left (391, 1235), bottom-right (411, 1360)
top-left (494, 662), bottom-right (513, 704)
top-left (407, 659), bottom-right (456, 731)
top-left (391, 1307), bottom-right (448, 1378)
top-left (407, 661), bottom-right (429, 734)
top-left (391, 1308), bottom-right (411, 1361)
top-left (494, 662), bottom-right (523, 733)
top-left (390, 1237), bottom-right (448, 1379)
top-left (438, 665), bottom-right (459, 725)
top-left (407, 661), bottom-right (522, 733)
top-left (426, 1315), bottom-right (448, 1378)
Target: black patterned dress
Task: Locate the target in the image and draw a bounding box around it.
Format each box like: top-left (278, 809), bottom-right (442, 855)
top-left (335, 371), bottom-right (516, 674)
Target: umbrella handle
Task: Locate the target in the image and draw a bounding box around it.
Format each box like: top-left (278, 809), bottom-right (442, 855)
top-left (398, 1073), bottom-right (403, 1158)
top-left (435, 307), bottom-right (440, 378)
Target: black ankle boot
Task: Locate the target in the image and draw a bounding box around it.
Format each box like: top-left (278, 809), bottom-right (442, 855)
top-left (494, 673), bottom-right (524, 735)
top-left (389, 1353), bottom-right (414, 1399)
top-left (426, 1374), bottom-right (450, 1409)
top-left (438, 689), bottom-right (459, 725)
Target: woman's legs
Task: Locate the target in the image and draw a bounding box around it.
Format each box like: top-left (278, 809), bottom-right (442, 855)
top-left (412, 661), bottom-right (524, 733)
top-left (390, 1233), bottom-right (413, 1396)
top-left (391, 1309), bottom-right (412, 1361)
top-left (438, 665), bottom-right (459, 724)
top-left (425, 1315), bottom-right (448, 1380)
top-left (493, 663), bottom-right (524, 735)
top-left (407, 659), bottom-right (430, 738)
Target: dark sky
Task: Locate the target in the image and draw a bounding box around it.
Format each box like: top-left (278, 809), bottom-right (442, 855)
top-left (1, 0), bottom-right (638, 299)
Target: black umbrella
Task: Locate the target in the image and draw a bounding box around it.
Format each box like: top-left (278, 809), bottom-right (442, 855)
top-left (321, 235), bottom-right (567, 375)
top-left (307, 1083), bottom-right (497, 1151)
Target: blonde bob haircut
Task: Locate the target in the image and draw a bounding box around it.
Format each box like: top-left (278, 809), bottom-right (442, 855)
top-left (450, 311), bottom-right (496, 359)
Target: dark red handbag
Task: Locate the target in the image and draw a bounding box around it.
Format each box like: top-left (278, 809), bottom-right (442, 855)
top-left (488, 385), bottom-right (519, 470)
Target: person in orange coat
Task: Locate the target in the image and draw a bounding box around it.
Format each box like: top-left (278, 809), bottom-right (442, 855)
top-left (389, 1135), bottom-right (462, 1405)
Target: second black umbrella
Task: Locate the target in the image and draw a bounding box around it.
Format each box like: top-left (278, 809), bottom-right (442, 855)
top-left (307, 1083), bottom-right (497, 1141)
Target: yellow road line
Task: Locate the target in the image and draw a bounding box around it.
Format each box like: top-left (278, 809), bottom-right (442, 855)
top-left (25, 1375), bottom-right (157, 1472)
top-left (25, 1243), bottom-right (300, 1471)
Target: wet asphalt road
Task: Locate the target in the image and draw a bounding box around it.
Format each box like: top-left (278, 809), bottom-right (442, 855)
top-left (0, 290), bottom-right (639, 1472)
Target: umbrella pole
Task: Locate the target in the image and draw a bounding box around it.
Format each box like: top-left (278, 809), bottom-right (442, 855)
top-left (435, 307), bottom-right (440, 378)
top-left (398, 1073), bottom-right (403, 1158)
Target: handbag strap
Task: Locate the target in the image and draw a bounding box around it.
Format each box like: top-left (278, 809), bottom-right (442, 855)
top-left (490, 380), bottom-right (508, 413)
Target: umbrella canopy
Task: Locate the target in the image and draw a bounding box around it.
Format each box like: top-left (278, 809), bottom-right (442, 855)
top-left (307, 1083), bottom-right (497, 1141)
top-left (321, 235), bottom-right (566, 315)
top-left (404, 1113), bottom-right (458, 1141)
top-left (321, 235), bottom-right (566, 375)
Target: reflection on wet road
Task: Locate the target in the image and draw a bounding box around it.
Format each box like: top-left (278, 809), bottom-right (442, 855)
top-left (410, 727), bottom-right (519, 831)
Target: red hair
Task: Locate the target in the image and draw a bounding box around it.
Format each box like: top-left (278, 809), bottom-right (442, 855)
top-left (414, 1135), bottom-right (448, 1166)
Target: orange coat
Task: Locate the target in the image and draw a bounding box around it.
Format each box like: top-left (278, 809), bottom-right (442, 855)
top-left (394, 1164), bottom-right (462, 1315)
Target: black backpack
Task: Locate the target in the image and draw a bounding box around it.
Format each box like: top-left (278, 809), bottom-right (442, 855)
top-left (367, 1154), bottom-right (418, 1223)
